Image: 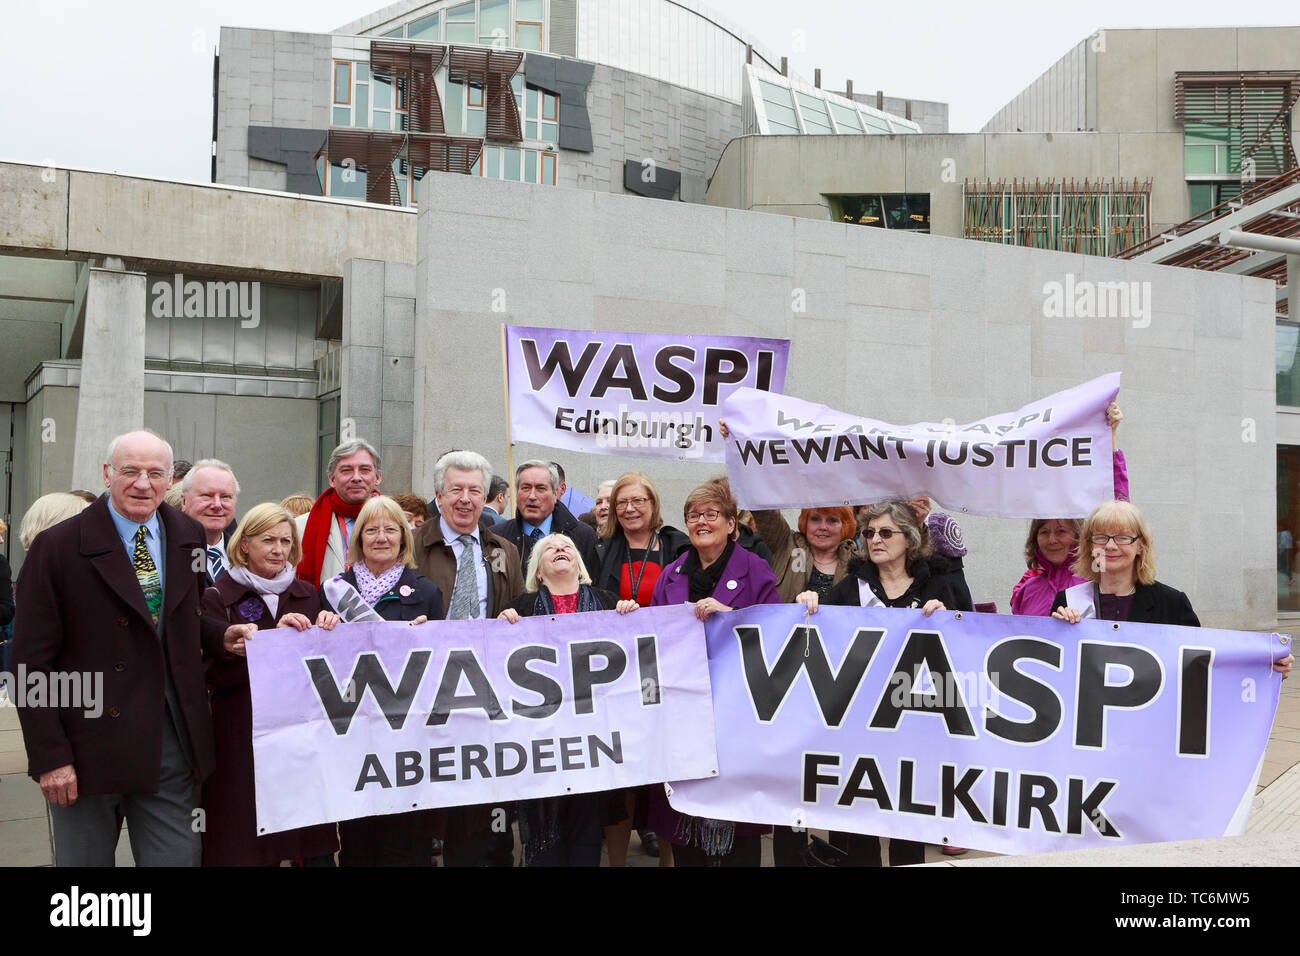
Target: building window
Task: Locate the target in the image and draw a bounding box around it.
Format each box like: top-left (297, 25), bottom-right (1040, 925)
top-left (1184, 122), bottom-right (1239, 175)
top-left (829, 102), bottom-right (864, 133)
top-left (467, 81), bottom-right (485, 108)
top-left (758, 80), bottom-right (799, 134)
top-left (446, 1), bottom-right (476, 43)
top-left (833, 194), bottom-right (930, 232)
top-left (962, 179), bottom-right (1150, 255)
top-left (480, 0), bottom-right (509, 46)
top-left (408, 12), bottom-right (440, 41)
top-left (796, 92), bottom-right (834, 135)
top-left (1188, 181), bottom-right (1242, 222)
top-left (334, 62), bottom-right (352, 105)
top-left (1279, 444), bottom-right (1300, 612)
top-left (541, 151), bottom-right (556, 184)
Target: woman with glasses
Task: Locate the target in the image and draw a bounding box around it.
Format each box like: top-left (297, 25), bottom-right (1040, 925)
top-left (591, 472), bottom-right (689, 865)
top-left (649, 477), bottom-right (781, 866)
top-left (320, 495), bottom-right (443, 865)
top-left (1011, 402), bottom-right (1128, 616)
top-left (498, 532), bottom-right (639, 865)
top-left (796, 499), bottom-right (955, 867)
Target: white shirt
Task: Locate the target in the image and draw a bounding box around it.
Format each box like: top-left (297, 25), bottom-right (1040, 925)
top-left (440, 516), bottom-right (488, 619)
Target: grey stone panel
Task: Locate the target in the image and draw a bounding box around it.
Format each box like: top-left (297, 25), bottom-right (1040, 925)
top-left (247, 126), bottom-right (327, 194)
top-left (524, 53), bottom-right (595, 153)
top-left (623, 159), bottom-right (680, 199)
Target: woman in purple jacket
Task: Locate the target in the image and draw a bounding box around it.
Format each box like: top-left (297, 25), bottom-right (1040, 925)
top-left (1010, 401), bottom-right (1128, 616)
top-left (649, 477), bottom-right (781, 867)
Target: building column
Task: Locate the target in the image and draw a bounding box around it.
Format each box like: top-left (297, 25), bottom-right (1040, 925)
top-left (70, 266), bottom-right (146, 491)
top-left (1288, 254), bottom-right (1298, 320)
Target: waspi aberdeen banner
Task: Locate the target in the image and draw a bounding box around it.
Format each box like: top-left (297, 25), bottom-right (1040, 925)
top-left (505, 324), bottom-right (790, 462)
top-left (246, 605), bottom-right (716, 833)
top-left (720, 373), bottom-right (1119, 517)
top-left (665, 604), bottom-right (1285, 855)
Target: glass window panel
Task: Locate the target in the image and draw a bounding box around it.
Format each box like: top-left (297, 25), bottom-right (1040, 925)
top-left (758, 80), bottom-right (798, 134)
top-left (372, 110), bottom-right (389, 130)
top-left (541, 121), bottom-right (557, 141)
top-left (526, 119), bottom-right (538, 139)
top-left (504, 148), bottom-right (521, 181)
top-left (408, 13), bottom-right (440, 41)
top-left (861, 112), bottom-right (892, 133)
top-left (445, 77), bottom-right (464, 132)
top-left (524, 149), bottom-right (537, 182)
top-left (1184, 145), bottom-right (1218, 175)
top-left (542, 92), bottom-right (558, 121)
top-left (467, 82), bottom-right (485, 107)
top-left (334, 63), bottom-right (350, 104)
top-left (1187, 183), bottom-right (1215, 219)
top-left (446, 22), bottom-right (475, 43)
top-left (448, 1), bottom-right (474, 19)
top-left (829, 102), bottom-right (863, 132)
top-left (517, 0), bottom-right (543, 17)
top-left (481, 0), bottom-right (509, 44)
top-left (382, 27), bottom-right (404, 38)
top-left (355, 85), bottom-right (369, 126)
top-left (796, 92), bottom-right (833, 134)
top-left (516, 22), bottom-right (542, 50)
top-left (373, 77), bottom-right (392, 109)
top-left (468, 108), bottom-right (486, 136)
top-left (315, 154), bottom-right (326, 192)
top-left (484, 146), bottom-right (501, 179)
top-left (332, 106), bottom-right (351, 126)
top-left (471, 153), bottom-right (481, 176)
top-left (511, 74), bottom-right (524, 96)
top-left (527, 87), bottom-right (539, 119)
top-left (542, 152), bottom-right (556, 184)
top-left (330, 163), bottom-right (366, 198)
top-left (356, 63), bottom-right (369, 82)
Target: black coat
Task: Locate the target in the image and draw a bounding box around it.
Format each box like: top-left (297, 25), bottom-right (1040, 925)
top-left (493, 500), bottom-right (601, 580)
top-left (1050, 580), bottom-right (1200, 627)
top-left (322, 566), bottom-right (444, 622)
top-left (928, 553), bottom-right (974, 612)
top-left (737, 524), bottom-right (775, 568)
top-left (827, 556), bottom-right (961, 610)
top-left (593, 525), bottom-right (690, 597)
top-left (508, 586), bottom-right (618, 617)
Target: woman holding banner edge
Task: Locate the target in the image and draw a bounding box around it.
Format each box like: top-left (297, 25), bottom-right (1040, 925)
top-left (498, 532), bottom-right (639, 866)
top-left (319, 494), bottom-right (444, 866)
top-left (649, 476), bottom-right (781, 866)
top-left (796, 499), bottom-right (954, 866)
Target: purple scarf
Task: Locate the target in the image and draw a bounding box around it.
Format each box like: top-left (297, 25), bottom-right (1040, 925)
top-left (354, 562), bottom-right (405, 607)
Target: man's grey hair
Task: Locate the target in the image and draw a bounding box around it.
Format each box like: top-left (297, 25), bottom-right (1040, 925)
top-left (105, 430), bottom-right (174, 472)
top-left (515, 459), bottom-right (559, 491)
top-left (598, 479), bottom-right (616, 492)
top-left (433, 451), bottom-right (493, 495)
top-left (181, 458), bottom-right (241, 495)
top-left (327, 438), bottom-right (381, 477)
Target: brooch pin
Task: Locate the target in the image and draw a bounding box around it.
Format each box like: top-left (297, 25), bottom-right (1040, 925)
top-left (726, 580), bottom-right (738, 590)
top-left (399, 585), bottom-right (413, 597)
top-left (237, 598), bottom-right (263, 623)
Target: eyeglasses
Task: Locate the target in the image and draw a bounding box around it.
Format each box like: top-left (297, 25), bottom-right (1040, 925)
top-left (112, 466), bottom-right (169, 483)
top-left (362, 525), bottom-right (403, 538)
top-left (617, 497), bottom-right (650, 511)
top-left (863, 528), bottom-right (904, 540)
top-left (1090, 533), bottom-right (1138, 546)
top-left (685, 509), bottom-right (723, 525)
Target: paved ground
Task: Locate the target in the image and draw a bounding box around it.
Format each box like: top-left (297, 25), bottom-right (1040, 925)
top-left (2, 675), bottom-right (1295, 866)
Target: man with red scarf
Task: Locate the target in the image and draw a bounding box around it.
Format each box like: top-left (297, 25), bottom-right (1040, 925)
top-left (295, 439), bottom-right (383, 587)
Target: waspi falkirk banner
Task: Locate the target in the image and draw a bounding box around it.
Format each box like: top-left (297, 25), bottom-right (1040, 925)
top-left (246, 605), bottom-right (716, 833)
top-left (721, 374), bottom-right (1119, 517)
top-left (505, 325), bottom-right (790, 462)
top-left (666, 604), bottom-right (1285, 855)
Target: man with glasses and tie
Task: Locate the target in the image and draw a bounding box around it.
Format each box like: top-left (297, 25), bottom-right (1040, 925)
top-left (12, 429), bottom-right (254, 865)
top-left (412, 450), bottom-right (523, 865)
top-left (180, 459), bottom-right (239, 586)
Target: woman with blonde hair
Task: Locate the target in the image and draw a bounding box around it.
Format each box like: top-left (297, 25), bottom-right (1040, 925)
top-left (18, 492), bottom-right (90, 550)
top-left (279, 493), bottom-right (314, 518)
top-left (201, 502), bottom-right (341, 866)
top-left (499, 532), bottom-right (638, 865)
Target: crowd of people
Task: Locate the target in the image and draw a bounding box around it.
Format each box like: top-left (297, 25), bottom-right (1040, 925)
top-left (3, 399), bottom-right (1294, 868)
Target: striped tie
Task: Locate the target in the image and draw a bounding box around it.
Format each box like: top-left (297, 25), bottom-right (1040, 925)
top-left (133, 526), bottom-right (163, 626)
top-left (448, 534), bottom-right (480, 620)
top-left (208, 546), bottom-right (226, 580)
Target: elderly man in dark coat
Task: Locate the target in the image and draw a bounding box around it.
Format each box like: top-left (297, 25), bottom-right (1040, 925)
top-left (492, 459), bottom-right (600, 574)
top-left (13, 429), bottom-right (251, 866)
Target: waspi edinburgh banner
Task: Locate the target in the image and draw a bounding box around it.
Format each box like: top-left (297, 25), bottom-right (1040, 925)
top-left (246, 605), bottom-right (716, 833)
top-left (666, 604), bottom-right (1285, 855)
top-left (505, 324), bottom-right (790, 462)
top-left (721, 373), bottom-right (1119, 517)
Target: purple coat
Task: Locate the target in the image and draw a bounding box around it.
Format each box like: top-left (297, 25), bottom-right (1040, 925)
top-left (649, 543), bottom-right (780, 845)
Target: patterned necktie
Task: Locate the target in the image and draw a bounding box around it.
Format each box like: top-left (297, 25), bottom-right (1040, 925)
top-left (526, 525), bottom-right (543, 562)
top-left (208, 546), bottom-right (226, 580)
top-left (448, 534), bottom-right (480, 620)
top-left (133, 526), bottom-right (163, 626)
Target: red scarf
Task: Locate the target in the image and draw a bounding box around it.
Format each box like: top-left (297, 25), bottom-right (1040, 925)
top-left (296, 488), bottom-right (365, 587)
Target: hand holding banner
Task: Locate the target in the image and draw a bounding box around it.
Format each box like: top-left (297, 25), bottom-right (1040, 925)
top-left (720, 373), bottom-right (1120, 517)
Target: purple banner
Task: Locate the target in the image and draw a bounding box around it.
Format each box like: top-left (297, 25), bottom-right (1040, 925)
top-left (505, 324), bottom-right (790, 462)
top-left (720, 373), bottom-right (1119, 517)
top-left (246, 605), bottom-right (716, 833)
top-left (666, 604), bottom-right (1284, 855)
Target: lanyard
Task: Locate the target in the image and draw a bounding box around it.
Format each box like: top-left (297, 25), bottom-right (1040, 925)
top-left (628, 532), bottom-right (659, 602)
top-left (337, 513), bottom-right (351, 570)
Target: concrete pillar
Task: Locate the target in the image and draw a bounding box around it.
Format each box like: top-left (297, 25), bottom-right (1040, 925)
top-left (70, 267), bottom-right (146, 491)
top-left (1288, 254), bottom-right (1298, 319)
top-left (814, 68), bottom-right (821, 89)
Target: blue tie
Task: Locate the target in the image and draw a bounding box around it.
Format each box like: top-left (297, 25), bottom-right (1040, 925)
top-left (208, 546), bottom-right (226, 580)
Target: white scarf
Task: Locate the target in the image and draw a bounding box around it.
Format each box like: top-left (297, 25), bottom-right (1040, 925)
top-left (227, 564), bottom-right (297, 618)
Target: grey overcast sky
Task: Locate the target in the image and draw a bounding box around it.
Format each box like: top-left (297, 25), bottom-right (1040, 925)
top-left (0, 0), bottom-right (1296, 182)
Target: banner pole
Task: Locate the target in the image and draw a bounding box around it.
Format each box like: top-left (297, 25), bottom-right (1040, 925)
top-left (500, 323), bottom-right (514, 501)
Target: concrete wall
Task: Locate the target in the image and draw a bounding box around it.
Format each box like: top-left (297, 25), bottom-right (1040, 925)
top-left (340, 258), bottom-right (418, 495)
top-left (982, 41), bottom-right (1090, 134)
top-left (707, 131), bottom-right (1196, 239)
top-left (414, 171), bottom-right (1276, 629)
